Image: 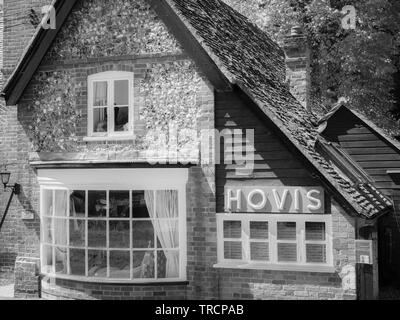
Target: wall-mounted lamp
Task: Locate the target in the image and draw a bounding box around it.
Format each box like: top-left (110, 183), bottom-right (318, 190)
top-left (1, 171), bottom-right (11, 187)
top-left (0, 169), bottom-right (20, 194)
top-left (0, 169), bottom-right (21, 232)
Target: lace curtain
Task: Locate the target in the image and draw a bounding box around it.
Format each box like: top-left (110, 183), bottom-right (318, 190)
top-left (145, 190), bottom-right (179, 278)
top-left (54, 190), bottom-right (68, 273)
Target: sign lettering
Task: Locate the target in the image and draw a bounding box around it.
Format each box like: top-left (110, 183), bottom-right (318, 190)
top-left (225, 186), bottom-right (325, 214)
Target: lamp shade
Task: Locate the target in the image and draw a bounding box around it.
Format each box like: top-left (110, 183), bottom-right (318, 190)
top-left (0, 171), bottom-right (11, 186)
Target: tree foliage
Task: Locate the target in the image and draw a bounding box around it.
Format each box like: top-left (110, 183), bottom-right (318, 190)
top-left (223, 0), bottom-right (400, 135)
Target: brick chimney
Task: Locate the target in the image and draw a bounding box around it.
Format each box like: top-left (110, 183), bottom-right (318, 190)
top-left (283, 26), bottom-right (311, 112)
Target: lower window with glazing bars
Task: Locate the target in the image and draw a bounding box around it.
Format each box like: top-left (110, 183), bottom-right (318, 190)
top-left (215, 213), bottom-right (333, 272)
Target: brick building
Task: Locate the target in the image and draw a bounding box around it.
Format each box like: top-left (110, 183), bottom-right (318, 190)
top-left (0, 0), bottom-right (398, 300)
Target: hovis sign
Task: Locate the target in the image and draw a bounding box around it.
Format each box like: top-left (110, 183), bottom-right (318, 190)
top-left (225, 186), bottom-right (325, 214)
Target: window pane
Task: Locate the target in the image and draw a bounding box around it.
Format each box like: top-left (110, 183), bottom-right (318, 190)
top-left (250, 242), bottom-right (269, 261)
top-left (224, 241), bottom-right (242, 260)
top-left (277, 222), bottom-right (296, 240)
top-left (132, 221), bottom-right (154, 248)
top-left (93, 81), bottom-right (107, 106)
top-left (42, 189), bottom-right (53, 216)
top-left (42, 245), bottom-right (53, 273)
top-left (55, 247), bottom-right (68, 274)
top-left (88, 221), bottom-right (106, 247)
top-left (93, 108), bottom-right (108, 133)
top-left (54, 190), bottom-right (68, 217)
top-left (223, 221), bottom-right (241, 239)
top-left (250, 221), bottom-right (268, 239)
top-left (109, 221), bottom-right (130, 248)
top-left (278, 243), bottom-right (297, 262)
top-left (88, 250), bottom-right (107, 278)
top-left (42, 218), bottom-right (53, 244)
top-left (70, 249), bottom-right (85, 276)
top-left (156, 190), bottom-right (178, 218)
top-left (132, 191), bottom-right (150, 218)
top-left (306, 244), bottom-right (326, 263)
top-left (109, 191), bottom-right (129, 218)
top-left (110, 251), bottom-right (130, 279)
top-left (157, 250), bottom-right (179, 279)
top-left (54, 218), bottom-right (68, 246)
top-left (70, 191), bottom-right (85, 218)
top-left (88, 191), bottom-right (107, 217)
top-left (114, 107), bottom-right (129, 132)
top-left (114, 80), bottom-right (129, 105)
top-left (306, 222), bottom-right (326, 241)
top-left (69, 220), bottom-right (85, 247)
top-left (132, 251), bottom-right (154, 279)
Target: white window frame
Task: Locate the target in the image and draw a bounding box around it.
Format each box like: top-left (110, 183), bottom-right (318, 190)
top-left (215, 213), bottom-right (334, 273)
top-left (87, 71), bottom-right (134, 140)
top-left (38, 169), bottom-right (188, 284)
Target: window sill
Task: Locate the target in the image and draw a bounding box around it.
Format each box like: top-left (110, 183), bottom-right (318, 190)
top-left (213, 262), bottom-right (336, 273)
top-left (83, 135), bottom-right (136, 142)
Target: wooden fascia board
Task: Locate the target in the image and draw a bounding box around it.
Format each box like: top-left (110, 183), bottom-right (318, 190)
top-left (315, 138), bottom-right (369, 184)
top-left (147, 0), bottom-right (232, 92)
top-left (4, 0), bottom-right (78, 106)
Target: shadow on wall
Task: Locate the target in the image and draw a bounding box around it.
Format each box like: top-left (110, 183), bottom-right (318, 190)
top-left (0, 176), bottom-right (40, 275)
top-left (0, 252), bottom-right (17, 268)
top-left (0, 252), bottom-right (17, 275)
top-left (18, 184), bottom-right (40, 231)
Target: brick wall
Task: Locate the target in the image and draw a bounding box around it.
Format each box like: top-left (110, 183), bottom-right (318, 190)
top-left (0, 102), bottom-right (40, 279)
top-left (0, 0), bottom-right (4, 84)
top-left (3, 0), bottom-right (49, 73)
top-left (14, 256), bottom-right (40, 298)
top-left (0, 0), bottom-right (45, 282)
top-left (41, 278), bottom-right (188, 300)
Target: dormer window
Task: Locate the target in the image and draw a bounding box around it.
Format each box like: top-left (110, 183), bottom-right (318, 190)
top-left (87, 71), bottom-right (134, 139)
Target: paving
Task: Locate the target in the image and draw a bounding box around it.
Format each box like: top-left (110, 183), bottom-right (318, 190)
top-left (0, 284), bottom-right (14, 299)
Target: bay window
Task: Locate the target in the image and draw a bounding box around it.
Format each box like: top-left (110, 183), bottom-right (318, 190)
top-left (215, 214), bottom-right (333, 272)
top-left (39, 169), bottom-right (187, 283)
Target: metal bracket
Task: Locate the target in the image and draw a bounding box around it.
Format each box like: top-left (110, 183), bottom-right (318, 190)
top-left (0, 183), bottom-right (21, 232)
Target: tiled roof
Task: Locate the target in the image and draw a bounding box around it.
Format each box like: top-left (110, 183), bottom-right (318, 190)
top-left (168, 0), bottom-right (392, 218)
